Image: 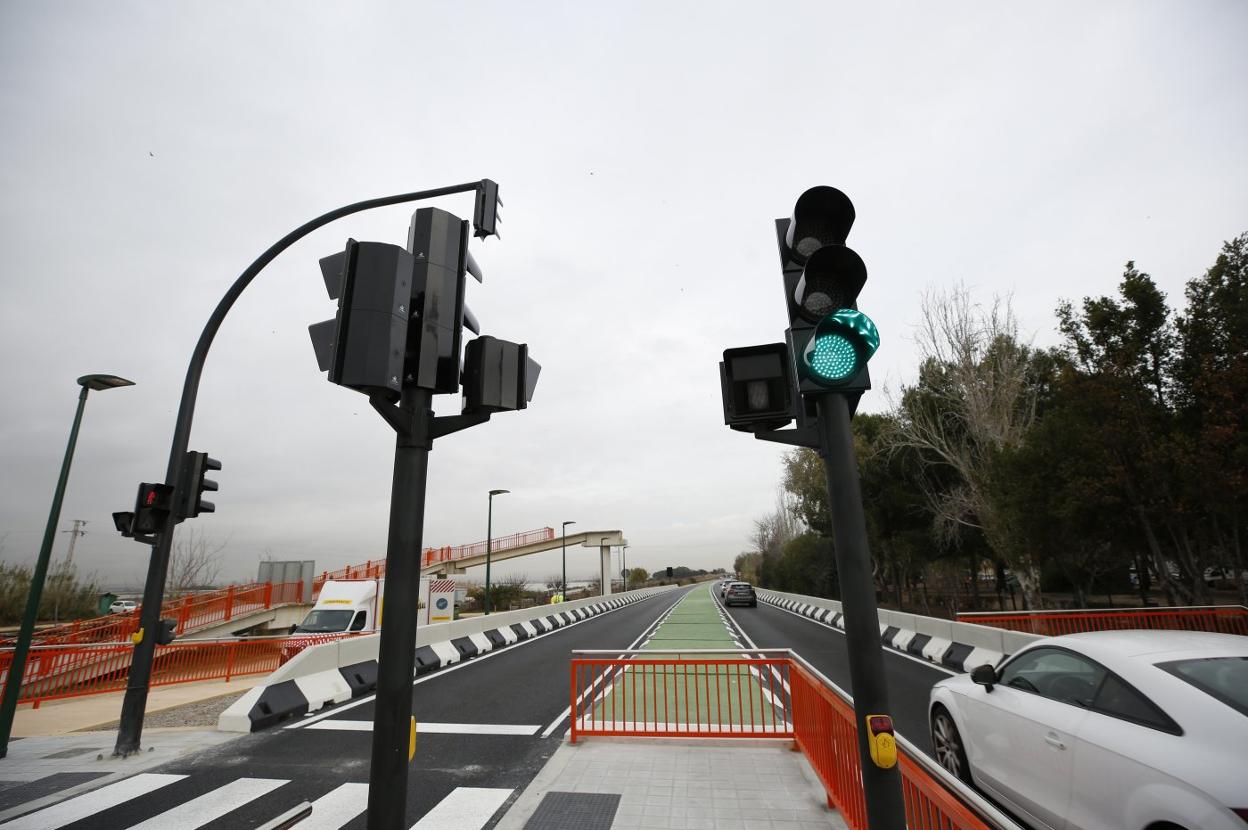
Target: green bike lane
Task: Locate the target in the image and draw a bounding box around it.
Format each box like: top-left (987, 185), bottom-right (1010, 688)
top-left (589, 584), bottom-right (787, 733)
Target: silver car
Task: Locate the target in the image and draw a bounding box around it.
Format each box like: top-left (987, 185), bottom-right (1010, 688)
top-left (929, 630), bottom-right (1248, 830)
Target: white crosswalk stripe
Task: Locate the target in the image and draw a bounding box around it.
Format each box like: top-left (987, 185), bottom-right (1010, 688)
top-left (295, 783), bottom-right (369, 830)
top-left (0, 774), bottom-right (187, 830)
top-left (125, 777), bottom-right (288, 829)
top-left (0, 773), bottom-right (514, 828)
top-left (409, 787), bottom-right (513, 829)
top-left (0, 774), bottom-right (511, 830)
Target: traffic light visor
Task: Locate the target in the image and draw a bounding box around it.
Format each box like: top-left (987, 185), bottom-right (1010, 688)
top-left (795, 245), bottom-right (866, 324)
top-left (803, 310), bottom-right (879, 385)
top-left (784, 186), bottom-right (855, 262)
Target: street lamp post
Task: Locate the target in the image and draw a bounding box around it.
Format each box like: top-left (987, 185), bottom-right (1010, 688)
top-left (484, 489), bottom-right (509, 614)
top-left (561, 521), bottom-right (576, 602)
top-left (0, 374), bottom-right (134, 757)
top-left (623, 544), bottom-right (629, 592)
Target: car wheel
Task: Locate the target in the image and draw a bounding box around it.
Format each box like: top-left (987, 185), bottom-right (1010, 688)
top-left (931, 707), bottom-right (972, 784)
top-left (750, 600), bottom-right (757, 607)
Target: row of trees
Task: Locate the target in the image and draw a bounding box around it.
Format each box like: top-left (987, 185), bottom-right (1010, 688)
top-left (748, 232), bottom-right (1248, 613)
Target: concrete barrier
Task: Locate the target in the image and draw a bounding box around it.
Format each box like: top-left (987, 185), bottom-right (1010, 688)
top-left (219, 585), bottom-right (677, 732)
top-left (754, 588), bottom-right (1042, 672)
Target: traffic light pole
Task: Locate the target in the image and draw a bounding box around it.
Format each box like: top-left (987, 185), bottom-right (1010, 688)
top-left (113, 181), bottom-right (493, 758)
top-left (815, 392), bottom-right (906, 830)
top-left (368, 386), bottom-right (431, 830)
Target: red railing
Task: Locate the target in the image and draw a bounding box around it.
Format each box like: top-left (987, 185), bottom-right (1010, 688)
top-left (12, 581), bottom-right (309, 647)
top-left (0, 633), bottom-right (360, 707)
top-left (421, 527), bottom-right (556, 570)
top-left (570, 650), bottom-right (1015, 830)
top-left (957, 605), bottom-right (1248, 637)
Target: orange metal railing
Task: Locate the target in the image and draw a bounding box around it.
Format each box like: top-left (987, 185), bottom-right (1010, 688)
top-left (12, 581), bottom-right (309, 647)
top-left (570, 654), bottom-right (792, 739)
top-left (570, 649), bottom-right (1018, 830)
top-left (0, 633), bottom-right (360, 707)
top-left (12, 527), bottom-right (558, 649)
top-left (957, 605), bottom-right (1248, 637)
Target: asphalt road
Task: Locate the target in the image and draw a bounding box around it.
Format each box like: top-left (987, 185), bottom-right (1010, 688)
top-left (10, 589), bottom-right (690, 830)
top-left (716, 588), bottom-right (954, 755)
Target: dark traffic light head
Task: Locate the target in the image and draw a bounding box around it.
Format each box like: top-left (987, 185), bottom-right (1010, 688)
top-left (782, 186), bottom-right (855, 264)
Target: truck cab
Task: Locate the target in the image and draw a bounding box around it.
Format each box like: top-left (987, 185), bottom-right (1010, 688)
top-left (292, 579), bottom-right (382, 635)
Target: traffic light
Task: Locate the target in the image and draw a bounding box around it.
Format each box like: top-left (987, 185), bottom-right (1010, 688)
top-left (309, 240), bottom-right (413, 401)
top-left (777, 186), bottom-right (878, 397)
top-left (719, 343), bottom-right (797, 431)
top-left (666, 566), bottom-right (674, 579)
top-left (131, 483), bottom-right (173, 535)
top-left (462, 336), bottom-right (541, 413)
top-left (473, 179), bottom-right (502, 239)
top-left (177, 451), bottom-right (221, 519)
top-left (405, 208), bottom-right (475, 394)
top-left (155, 619), bottom-right (177, 646)
top-left (309, 209), bottom-right (480, 399)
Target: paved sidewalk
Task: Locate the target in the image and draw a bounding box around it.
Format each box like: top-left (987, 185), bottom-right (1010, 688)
top-left (497, 737), bottom-right (848, 830)
top-left (7, 676), bottom-right (265, 737)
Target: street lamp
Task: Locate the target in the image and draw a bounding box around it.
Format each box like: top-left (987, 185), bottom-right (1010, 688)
top-left (561, 521), bottom-right (576, 602)
top-left (484, 489), bottom-right (509, 614)
top-left (0, 373), bottom-right (134, 757)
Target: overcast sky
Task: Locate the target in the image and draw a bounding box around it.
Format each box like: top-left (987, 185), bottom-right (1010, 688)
top-left (1, 2), bottom-right (1245, 591)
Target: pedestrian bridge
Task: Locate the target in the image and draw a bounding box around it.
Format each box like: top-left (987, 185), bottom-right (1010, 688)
top-left (421, 529), bottom-right (627, 593)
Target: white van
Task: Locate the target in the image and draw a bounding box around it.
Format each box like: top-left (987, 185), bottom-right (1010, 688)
top-left (292, 579), bottom-right (382, 635)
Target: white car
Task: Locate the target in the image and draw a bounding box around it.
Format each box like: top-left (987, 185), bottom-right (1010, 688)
top-left (109, 599), bottom-right (137, 614)
top-left (929, 630), bottom-right (1248, 830)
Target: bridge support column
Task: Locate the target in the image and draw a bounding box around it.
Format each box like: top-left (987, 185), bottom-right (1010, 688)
top-left (599, 544), bottom-right (612, 596)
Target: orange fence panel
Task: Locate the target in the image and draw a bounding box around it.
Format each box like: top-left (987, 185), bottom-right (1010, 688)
top-left (0, 633), bottom-right (361, 706)
top-left (958, 605), bottom-right (1248, 636)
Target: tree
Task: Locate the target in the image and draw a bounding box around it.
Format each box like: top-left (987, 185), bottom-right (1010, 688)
top-left (626, 567), bottom-right (649, 586)
top-left (167, 527), bottom-right (225, 596)
top-left (752, 486), bottom-right (802, 589)
top-left (892, 286), bottom-right (1046, 607)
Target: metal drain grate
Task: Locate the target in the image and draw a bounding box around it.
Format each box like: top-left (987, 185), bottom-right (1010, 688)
top-left (522, 791), bottom-right (621, 830)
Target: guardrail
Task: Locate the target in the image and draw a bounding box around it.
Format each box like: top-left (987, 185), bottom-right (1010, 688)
top-left (0, 633), bottom-right (360, 707)
top-left (421, 526), bottom-right (556, 569)
top-left (569, 649), bottom-right (1021, 830)
top-left (957, 605), bottom-right (1248, 636)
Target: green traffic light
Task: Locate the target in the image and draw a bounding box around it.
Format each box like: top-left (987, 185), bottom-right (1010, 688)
top-left (802, 309), bottom-right (880, 385)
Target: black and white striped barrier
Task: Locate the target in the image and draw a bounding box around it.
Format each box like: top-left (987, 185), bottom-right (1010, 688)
top-left (219, 589), bottom-right (674, 732)
top-left (755, 590), bottom-right (1041, 673)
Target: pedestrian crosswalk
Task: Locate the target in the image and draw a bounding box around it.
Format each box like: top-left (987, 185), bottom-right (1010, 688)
top-left (0, 773), bottom-right (514, 830)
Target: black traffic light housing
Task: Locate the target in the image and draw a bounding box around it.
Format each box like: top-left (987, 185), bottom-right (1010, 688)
top-left (310, 240), bottom-right (413, 401)
top-left (719, 343), bottom-right (798, 431)
top-left (177, 451), bottom-right (221, 519)
top-left (406, 208), bottom-right (474, 394)
top-left (776, 186), bottom-right (874, 401)
top-left (462, 336), bottom-right (541, 414)
top-left (131, 483), bottom-right (174, 536)
top-left (155, 619), bottom-right (177, 646)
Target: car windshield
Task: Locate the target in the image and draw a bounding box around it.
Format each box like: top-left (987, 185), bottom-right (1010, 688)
top-left (295, 609), bottom-right (353, 633)
top-left (1157, 656), bottom-right (1248, 718)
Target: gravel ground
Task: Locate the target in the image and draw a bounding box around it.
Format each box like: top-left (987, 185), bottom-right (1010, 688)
top-left (84, 690), bottom-right (249, 731)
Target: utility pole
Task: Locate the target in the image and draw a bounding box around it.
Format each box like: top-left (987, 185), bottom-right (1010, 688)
top-left (53, 519), bottom-right (88, 622)
top-left (62, 519), bottom-right (87, 567)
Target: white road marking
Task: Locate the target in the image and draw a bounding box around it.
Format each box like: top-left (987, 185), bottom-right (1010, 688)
top-left (409, 787), bottom-right (512, 829)
top-left (0, 774), bottom-right (187, 830)
top-left (306, 721), bottom-right (539, 735)
top-left (125, 777), bottom-right (288, 829)
top-left (294, 782), bottom-right (369, 829)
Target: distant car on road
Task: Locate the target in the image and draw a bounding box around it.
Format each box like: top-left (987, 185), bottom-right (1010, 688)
top-left (929, 630), bottom-right (1248, 830)
top-left (719, 579), bottom-right (733, 598)
top-left (109, 600), bottom-right (137, 614)
top-left (723, 582), bottom-right (757, 608)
